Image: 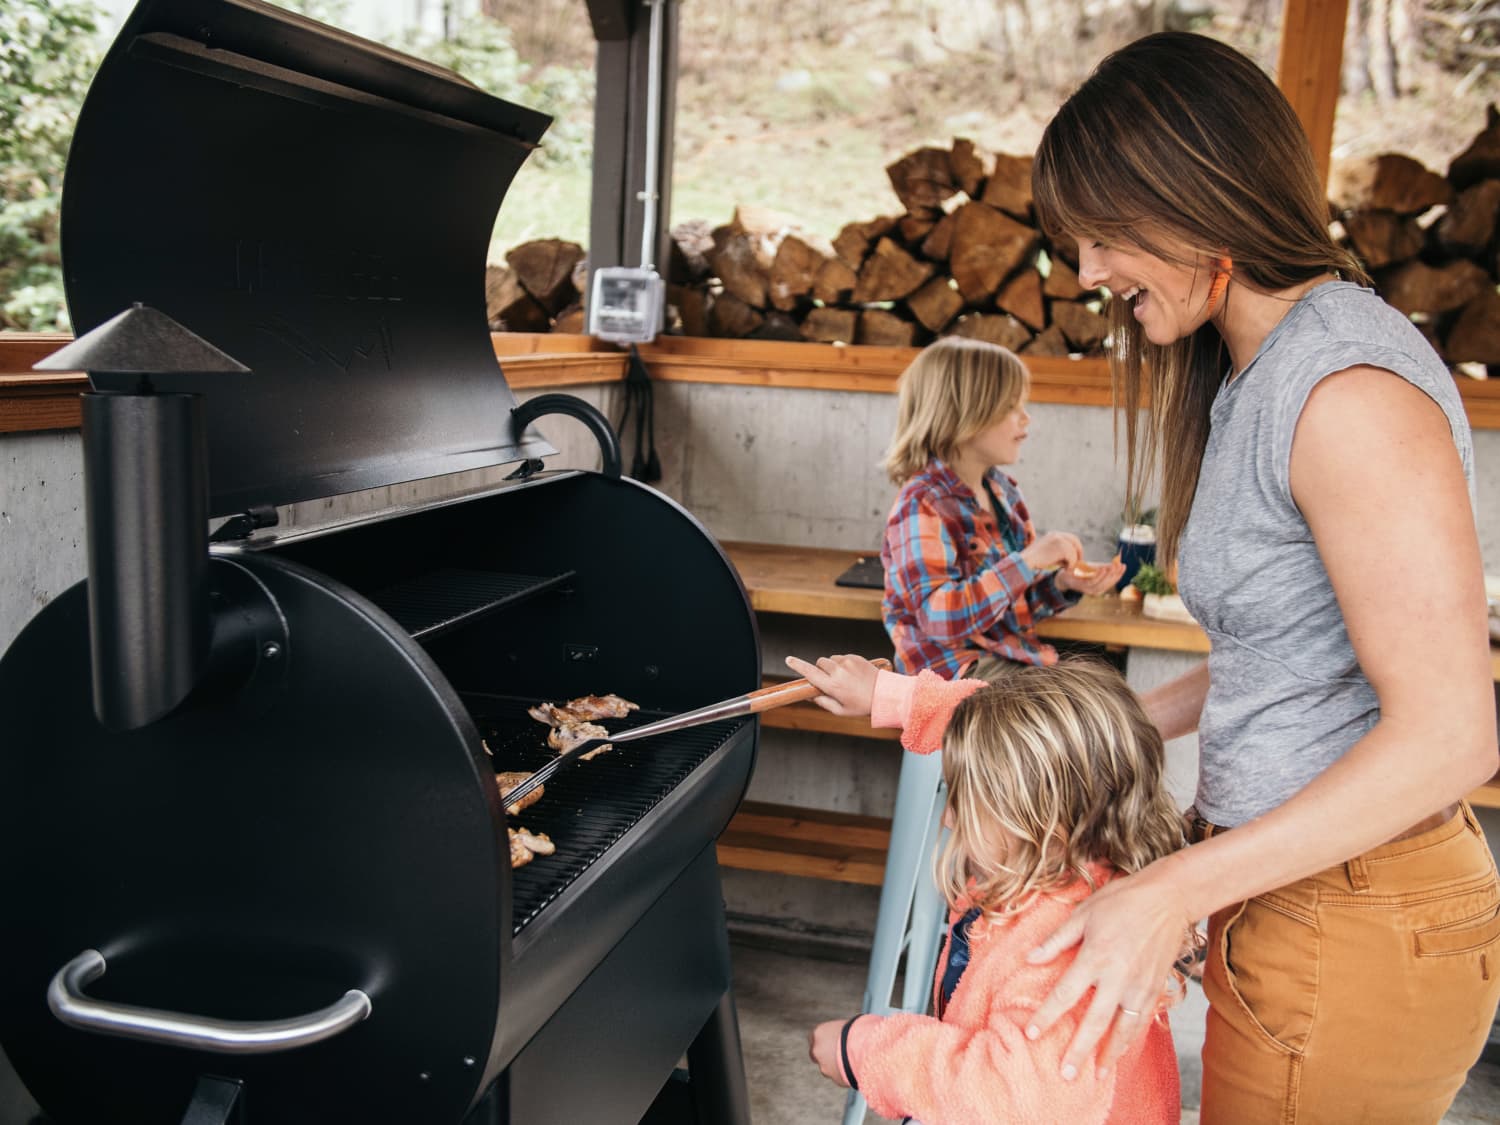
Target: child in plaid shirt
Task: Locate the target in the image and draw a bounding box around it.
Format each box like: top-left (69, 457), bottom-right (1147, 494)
top-left (880, 338), bottom-right (1122, 677)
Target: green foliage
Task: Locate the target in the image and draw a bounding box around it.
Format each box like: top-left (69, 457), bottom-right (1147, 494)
top-left (265, 0), bottom-right (352, 24)
top-left (0, 0), bottom-right (102, 331)
top-left (1130, 563), bottom-right (1176, 596)
top-left (392, 15), bottom-right (593, 170)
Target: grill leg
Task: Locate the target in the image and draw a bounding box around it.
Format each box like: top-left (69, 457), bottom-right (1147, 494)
top-left (178, 1076), bottom-right (243, 1125)
top-left (686, 990), bottom-right (750, 1125)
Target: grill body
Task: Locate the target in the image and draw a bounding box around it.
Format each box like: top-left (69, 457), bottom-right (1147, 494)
top-left (0, 471), bottom-right (759, 1123)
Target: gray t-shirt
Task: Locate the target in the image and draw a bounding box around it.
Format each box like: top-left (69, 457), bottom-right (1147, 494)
top-left (1177, 281), bottom-right (1475, 826)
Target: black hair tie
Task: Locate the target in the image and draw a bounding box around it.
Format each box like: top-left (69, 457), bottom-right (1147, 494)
top-left (840, 1016), bottom-right (860, 1091)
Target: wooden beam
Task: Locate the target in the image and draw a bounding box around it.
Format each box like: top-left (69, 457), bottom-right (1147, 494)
top-left (585, 0), bottom-right (632, 40)
top-left (1277, 0), bottom-right (1351, 187)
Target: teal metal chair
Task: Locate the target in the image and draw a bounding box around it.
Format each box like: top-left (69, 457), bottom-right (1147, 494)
top-left (842, 746), bottom-right (950, 1125)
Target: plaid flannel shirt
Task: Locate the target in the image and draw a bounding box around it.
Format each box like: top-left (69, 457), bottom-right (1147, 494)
top-left (881, 459), bottom-right (1080, 677)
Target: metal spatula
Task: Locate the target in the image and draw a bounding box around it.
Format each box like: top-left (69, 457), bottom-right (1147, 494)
top-left (501, 658), bottom-right (892, 811)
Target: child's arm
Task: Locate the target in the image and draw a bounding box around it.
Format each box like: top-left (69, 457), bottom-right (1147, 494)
top-left (837, 963), bottom-right (1129, 1125)
top-left (784, 656), bottom-right (984, 755)
top-left (886, 493), bottom-right (1043, 643)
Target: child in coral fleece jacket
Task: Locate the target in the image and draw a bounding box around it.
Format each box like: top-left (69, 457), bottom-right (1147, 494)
top-left (789, 654), bottom-right (1185, 1125)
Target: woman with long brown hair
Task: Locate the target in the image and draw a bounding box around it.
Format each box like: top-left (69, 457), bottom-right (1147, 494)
top-left (1026, 31), bottom-right (1500, 1122)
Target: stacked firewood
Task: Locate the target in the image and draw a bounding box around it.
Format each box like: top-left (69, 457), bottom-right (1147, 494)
top-left (487, 108), bottom-right (1499, 375)
top-left (486, 239), bottom-right (588, 334)
top-left (1329, 105), bottom-right (1500, 372)
top-left (663, 139), bottom-right (1106, 355)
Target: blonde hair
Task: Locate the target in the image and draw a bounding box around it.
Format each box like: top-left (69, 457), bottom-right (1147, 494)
top-left (936, 659), bottom-right (1184, 916)
top-left (1032, 33), bottom-right (1368, 568)
top-left (883, 337), bottom-right (1030, 485)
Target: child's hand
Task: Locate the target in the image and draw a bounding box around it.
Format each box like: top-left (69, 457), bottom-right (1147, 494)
top-left (808, 1018), bottom-right (851, 1086)
top-left (1056, 556), bottom-right (1127, 595)
top-left (1020, 530), bottom-right (1084, 572)
top-left (786, 654), bottom-right (881, 717)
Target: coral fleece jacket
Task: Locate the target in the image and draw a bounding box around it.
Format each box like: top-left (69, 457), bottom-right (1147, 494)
top-left (846, 669), bottom-right (1181, 1125)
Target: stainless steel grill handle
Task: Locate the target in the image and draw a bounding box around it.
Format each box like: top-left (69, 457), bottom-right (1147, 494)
top-left (48, 949), bottom-right (372, 1055)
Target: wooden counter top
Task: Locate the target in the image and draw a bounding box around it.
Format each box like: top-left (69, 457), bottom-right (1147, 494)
top-left (721, 540), bottom-right (1211, 655)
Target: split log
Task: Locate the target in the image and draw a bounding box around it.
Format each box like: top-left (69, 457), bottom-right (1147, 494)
top-left (948, 202), bottom-right (1038, 304)
top-left (508, 239), bottom-right (586, 314)
top-left (669, 284), bottom-right (711, 338)
top-left (1434, 180), bottom-right (1500, 257)
top-left (553, 303), bottom-right (586, 334)
top-left (886, 146), bottom-right (959, 214)
top-left (833, 215), bottom-right (899, 270)
top-left (950, 137), bottom-right (994, 198)
top-left (485, 265), bottom-right (550, 333)
top-left (668, 220), bottom-right (716, 284)
top-left (898, 213), bottom-right (939, 245)
top-left (812, 258), bottom-right (858, 305)
top-left (801, 306), bottom-right (858, 344)
top-left (709, 292), bottom-right (765, 338)
top-left (1043, 255), bottom-right (1087, 300)
top-left (995, 268), bottom-right (1046, 332)
top-left (1331, 153), bottom-right (1452, 214)
top-left (1050, 301), bottom-right (1109, 351)
top-left (750, 311), bottom-right (805, 342)
top-left (906, 276), bottom-right (964, 334)
top-left (709, 224), bottom-right (770, 309)
top-left (1444, 287), bottom-right (1500, 364)
top-left (1021, 324), bottom-right (1071, 356)
top-left (947, 313), bottom-right (1031, 352)
top-left (852, 237), bottom-right (935, 303)
top-left (856, 309), bottom-right (920, 348)
top-left (769, 232), bottom-right (836, 312)
top-left (1343, 210), bottom-right (1424, 269)
top-left (921, 213), bottom-right (958, 261)
top-left (979, 153), bottom-right (1034, 221)
top-left (1448, 104), bottom-right (1500, 191)
top-left (1377, 258), bottom-right (1490, 315)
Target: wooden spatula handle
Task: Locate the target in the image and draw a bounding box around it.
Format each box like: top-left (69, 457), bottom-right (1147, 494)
top-left (745, 657), bottom-right (894, 714)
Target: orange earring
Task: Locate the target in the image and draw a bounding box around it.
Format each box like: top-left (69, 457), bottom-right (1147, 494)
top-left (1205, 255), bottom-right (1233, 315)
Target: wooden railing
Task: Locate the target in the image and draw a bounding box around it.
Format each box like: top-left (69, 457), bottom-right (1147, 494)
top-left (7, 331), bottom-right (1497, 434)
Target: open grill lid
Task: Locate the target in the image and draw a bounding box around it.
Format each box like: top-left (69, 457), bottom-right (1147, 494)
top-left (59, 0), bottom-right (556, 517)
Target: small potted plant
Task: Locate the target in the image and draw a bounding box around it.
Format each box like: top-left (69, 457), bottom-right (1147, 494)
top-left (1123, 561), bottom-right (1198, 624)
top-left (1116, 501), bottom-right (1158, 592)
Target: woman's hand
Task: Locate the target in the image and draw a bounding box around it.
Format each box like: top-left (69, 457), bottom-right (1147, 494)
top-left (808, 1018), bottom-right (851, 1086)
top-left (1024, 862), bottom-right (1195, 1078)
top-left (1056, 557), bottom-right (1126, 596)
top-left (1020, 530), bottom-right (1083, 572)
top-left (785, 654), bottom-right (881, 718)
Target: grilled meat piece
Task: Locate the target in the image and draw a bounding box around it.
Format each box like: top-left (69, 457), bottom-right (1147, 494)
top-left (507, 826), bottom-right (555, 869)
top-left (513, 826), bottom-right (555, 856)
top-left (547, 720), bottom-right (613, 759)
top-left (560, 693), bottom-right (639, 721)
top-left (496, 771), bottom-right (544, 815)
top-left (528, 693), bottom-right (640, 728)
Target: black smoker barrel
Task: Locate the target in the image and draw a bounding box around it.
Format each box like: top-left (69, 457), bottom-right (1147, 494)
top-left (0, 1), bottom-right (760, 1122)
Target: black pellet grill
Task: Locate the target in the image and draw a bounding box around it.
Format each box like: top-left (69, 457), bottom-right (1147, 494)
top-left (0, 2), bottom-right (760, 1123)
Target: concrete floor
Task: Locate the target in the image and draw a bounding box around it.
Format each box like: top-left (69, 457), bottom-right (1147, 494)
top-left (729, 937), bottom-right (1500, 1125)
top-left (4, 937), bottom-right (1498, 1123)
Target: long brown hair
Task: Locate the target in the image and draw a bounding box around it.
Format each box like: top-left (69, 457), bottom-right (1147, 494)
top-left (936, 659), bottom-right (1183, 916)
top-left (1031, 32), bottom-right (1368, 566)
top-left (883, 337), bottom-right (1030, 485)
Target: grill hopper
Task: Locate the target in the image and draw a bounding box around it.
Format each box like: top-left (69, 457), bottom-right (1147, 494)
top-left (0, 1), bottom-right (760, 1122)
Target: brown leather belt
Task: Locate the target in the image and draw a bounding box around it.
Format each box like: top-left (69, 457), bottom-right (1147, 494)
top-left (1187, 802), bottom-right (1462, 846)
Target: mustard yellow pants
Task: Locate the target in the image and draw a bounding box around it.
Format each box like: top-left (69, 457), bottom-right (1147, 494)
top-left (1199, 803), bottom-right (1500, 1124)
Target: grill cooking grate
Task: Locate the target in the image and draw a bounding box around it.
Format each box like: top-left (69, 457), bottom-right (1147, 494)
top-left (370, 568), bottom-right (575, 640)
top-left (469, 697), bottom-right (745, 935)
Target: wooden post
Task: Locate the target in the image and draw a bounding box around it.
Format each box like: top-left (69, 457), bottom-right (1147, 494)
top-left (1276, 0), bottom-right (1351, 188)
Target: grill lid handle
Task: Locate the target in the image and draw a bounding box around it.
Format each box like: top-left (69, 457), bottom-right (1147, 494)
top-left (48, 949), bottom-right (372, 1056)
top-left (511, 393), bottom-right (622, 480)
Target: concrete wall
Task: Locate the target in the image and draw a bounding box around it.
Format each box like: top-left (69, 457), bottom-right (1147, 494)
top-left (2, 378), bottom-right (1497, 943)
